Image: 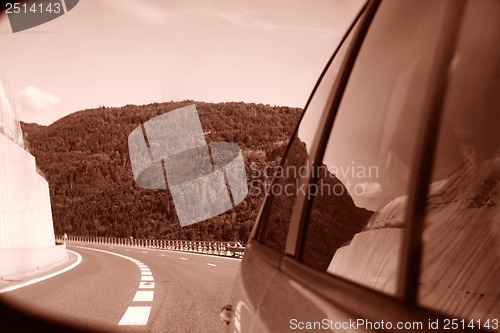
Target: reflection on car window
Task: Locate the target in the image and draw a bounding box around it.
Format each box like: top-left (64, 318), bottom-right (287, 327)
top-left (300, 0), bottom-right (448, 295)
top-left (256, 22), bottom-right (357, 253)
top-left (418, 0), bottom-right (500, 324)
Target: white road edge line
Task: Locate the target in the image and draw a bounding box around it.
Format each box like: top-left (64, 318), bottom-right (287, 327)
top-left (0, 250), bottom-right (82, 294)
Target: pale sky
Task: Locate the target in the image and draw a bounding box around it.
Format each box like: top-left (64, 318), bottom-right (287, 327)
top-left (0, 0), bottom-right (364, 125)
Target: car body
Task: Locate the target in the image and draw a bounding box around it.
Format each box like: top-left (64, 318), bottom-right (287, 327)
top-left (224, 0), bottom-right (500, 332)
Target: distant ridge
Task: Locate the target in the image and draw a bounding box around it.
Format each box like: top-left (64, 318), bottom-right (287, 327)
top-left (21, 101), bottom-right (302, 242)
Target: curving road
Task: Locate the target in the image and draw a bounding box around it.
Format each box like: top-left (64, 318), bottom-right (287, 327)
top-left (0, 243), bottom-right (240, 332)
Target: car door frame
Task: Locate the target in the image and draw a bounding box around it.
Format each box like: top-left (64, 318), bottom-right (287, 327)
top-left (246, 0), bottom-right (490, 331)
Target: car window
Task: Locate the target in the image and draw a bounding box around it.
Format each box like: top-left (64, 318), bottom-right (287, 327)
top-left (256, 19), bottom-right (359, 253)
top-left (418, 0), bottom-right (500, 326)
top-left (299, 0), bottom-right (449, 295)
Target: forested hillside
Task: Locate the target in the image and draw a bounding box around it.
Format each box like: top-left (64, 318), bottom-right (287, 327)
top-left (21, 101), bottom-right (302, 242)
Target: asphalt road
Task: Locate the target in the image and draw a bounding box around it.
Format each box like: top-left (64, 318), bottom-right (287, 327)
top-left (0, 243), bottom-right (240, 332)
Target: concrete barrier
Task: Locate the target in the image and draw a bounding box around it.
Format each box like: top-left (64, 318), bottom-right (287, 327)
top-left (0, 132), bottom-right (56, 248)
top-left (1, 82), bottom-right (61, 280)
top-left (0, 244), bottom-right (68, 279)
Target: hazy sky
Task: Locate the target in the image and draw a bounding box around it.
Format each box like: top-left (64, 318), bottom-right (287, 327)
top-left (0, 0), bottom-right (364, 125)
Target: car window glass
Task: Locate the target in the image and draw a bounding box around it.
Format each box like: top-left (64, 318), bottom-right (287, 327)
top-left (256, 22), bottom-right (359, 253)
top-left (418, 0), bottom-right (500, 325)
top-left (300, 0), bottom-right (448, 295)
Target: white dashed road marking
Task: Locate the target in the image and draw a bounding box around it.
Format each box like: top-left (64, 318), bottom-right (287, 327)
top-left (180, 258), bottom-right (188, 261)
top-left (71, 246), bottom-right (155, 326)
top-left (118, 306), bottom-right (151, 326)
top-left (207, 263), bottom-right (216, 267)
top-left (160, 254), bottom-right (166, 256)
top-left (133, 290), bottom-right (154, 302)
top-left (139, 282), bottom-right (155, 289)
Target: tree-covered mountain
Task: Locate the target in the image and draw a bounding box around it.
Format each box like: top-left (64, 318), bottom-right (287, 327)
top-left (21, 101), bottom-right (302, 243)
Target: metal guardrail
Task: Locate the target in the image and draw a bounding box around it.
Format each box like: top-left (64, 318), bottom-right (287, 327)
top-left (55, 234), bottom-right (245, 258)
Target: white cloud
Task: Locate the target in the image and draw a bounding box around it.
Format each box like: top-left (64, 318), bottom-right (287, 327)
top-left (186, 5), bottom-right (334, 33)
top-left (179, 0), bottom-right (365, 35)
top-left (357, 182), bottom-right (383, 198)
top-left (19, 86), bottom-right (61, 112)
